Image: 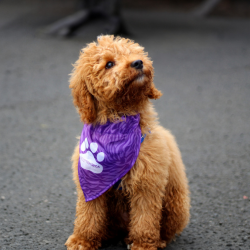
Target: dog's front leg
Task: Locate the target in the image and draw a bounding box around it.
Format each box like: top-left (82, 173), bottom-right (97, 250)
top-left (65, 192), bottom-right (108, 250)
top-left (128, 183), bottom-right (164, 250)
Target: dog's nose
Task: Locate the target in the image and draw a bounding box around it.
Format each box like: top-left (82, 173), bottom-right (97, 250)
top-left (131, 60), bottom-right (143, 70)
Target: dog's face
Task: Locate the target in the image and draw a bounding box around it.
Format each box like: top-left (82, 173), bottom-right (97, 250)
top-left (70, 35), bottom-right (162, 123)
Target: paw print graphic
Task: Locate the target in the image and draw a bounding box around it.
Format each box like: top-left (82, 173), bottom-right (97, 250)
top-left (80, 138), bottom-right (105, 174)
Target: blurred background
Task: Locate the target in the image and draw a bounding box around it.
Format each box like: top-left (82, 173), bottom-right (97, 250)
top-left (0, 0), bottom-right (250, 249)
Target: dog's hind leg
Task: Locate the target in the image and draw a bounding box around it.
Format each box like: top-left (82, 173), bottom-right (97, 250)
top-left (160, 186), bottom-right (190, 244)
top-left (160, 131), bottom-right (190, 244)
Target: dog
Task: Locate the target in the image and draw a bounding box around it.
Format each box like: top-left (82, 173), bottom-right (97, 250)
top-left (65, 35), bottom-right (190, 250)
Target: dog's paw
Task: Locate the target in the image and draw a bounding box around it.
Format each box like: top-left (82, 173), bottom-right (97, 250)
top-left (158, 240), bottom-right (167, 249)
top-left (80, 138), bottom-right (105, 174)
top-left (65, 234), bottom-right (101, 250)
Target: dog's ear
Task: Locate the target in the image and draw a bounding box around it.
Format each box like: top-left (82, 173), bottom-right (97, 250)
top-left (69, 71), bottom-right (97, 124)
top-left (147, 83), bottom-right (163, 99)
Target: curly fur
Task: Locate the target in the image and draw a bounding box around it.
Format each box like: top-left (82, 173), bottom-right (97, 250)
top-left (65, 35), bottom-right (190, 250)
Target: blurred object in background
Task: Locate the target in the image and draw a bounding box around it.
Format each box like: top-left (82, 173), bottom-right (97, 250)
top-left (43, 0), bottom-right (250, 37)
top-left (45, 0), bottom-right (128, 37)
top-left (192, 0), bottom-right (222, 16)
top-left (207, 0), bottom-right (250, 18)
top-left (192, 0), bottom-right (250, 17)
top-left (124, 0), bottom-right (250, 18)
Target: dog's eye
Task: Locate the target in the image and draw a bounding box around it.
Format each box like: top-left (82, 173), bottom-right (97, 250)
top-left (105, 61), bottom-right (114, 69)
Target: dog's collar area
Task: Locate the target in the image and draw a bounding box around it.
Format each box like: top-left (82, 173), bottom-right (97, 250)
top-left (113, 133), bottom-right (147, 190)
top-left (141, 133), bottom-right (146, 143)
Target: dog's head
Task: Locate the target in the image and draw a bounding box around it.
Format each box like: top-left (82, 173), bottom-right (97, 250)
top-left (70, 35), bottom-right (162, 124)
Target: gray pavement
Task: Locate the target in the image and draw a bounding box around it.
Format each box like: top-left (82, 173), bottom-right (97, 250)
top-left (0, 1), bottom-right (250, 249)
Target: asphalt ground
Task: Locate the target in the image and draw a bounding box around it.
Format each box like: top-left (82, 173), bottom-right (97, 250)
top-left (0, 1), bottom-right (250, 249)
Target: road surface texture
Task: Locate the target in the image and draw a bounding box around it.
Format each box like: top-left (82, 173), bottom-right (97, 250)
top-left (0, 1), bottom-right (250, 249)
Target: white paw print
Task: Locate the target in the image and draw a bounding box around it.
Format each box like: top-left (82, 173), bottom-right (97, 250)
top-left (80, 138), bottom-right (105, 174)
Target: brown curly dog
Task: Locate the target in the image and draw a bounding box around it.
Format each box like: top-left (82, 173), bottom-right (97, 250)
top-left (65, 35), bottom-right (190, 250)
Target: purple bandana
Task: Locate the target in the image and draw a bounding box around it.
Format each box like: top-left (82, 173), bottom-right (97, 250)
top-left (78, 114), bottom-right (141, 202)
